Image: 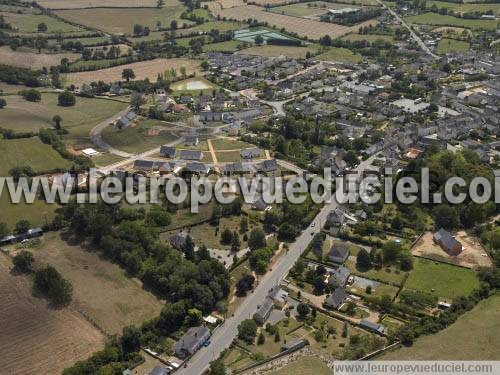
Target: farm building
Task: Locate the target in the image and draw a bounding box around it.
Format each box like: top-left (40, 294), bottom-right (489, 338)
top-left (359, 319), bottom-right (385, 335)
top-left (281, 339), bottom-right (308, 352)
top-left (433, 228), bottom-right (463, 255)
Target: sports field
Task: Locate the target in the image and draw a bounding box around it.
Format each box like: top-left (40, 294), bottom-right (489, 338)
top-left (381, 294), bottom-right (500, 360)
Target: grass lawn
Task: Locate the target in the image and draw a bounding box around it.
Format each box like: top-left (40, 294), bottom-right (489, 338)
top-left (346, 258), bottom-right (408, 286)
top-left (347, 281), bottom-right (400, 299)
top-left (26, 231), bottom-right (164, 335)
top-left (176, 140), bottom-right (209, 151)
top-left (1, 12), bottom-right (82, 33)
top-left (381, 294), bottom-right (500, 360)
top-left (0, 192), bottom-right (59, 229)
top-left (203, 40), bottom-right (242, 52)
top-left (211, 138), bottom-right (253, 150)
top-left (426, 1), bottom-right (500, 15)
top-left (341, 33), bottom-right (394, 42)
top-left (0, 94), bottom-right (127, 145)
top-left (238, 45), bottom-right (320, 59)
top-left (55, 6), bottom-right (190, 35)
top-left (435, 38), bottom-right (470, 55)
top-left (159, 201), bottom-right (215, 232)
top-left (91, 153), bottom-right (125, 167)
top-left (315, 47), bottom-right (363, 63)
top-left (0, 137), bottom-right (72, 176)
top-left (406, 13), bottom-right (498, 30)
top-left (101, 119), bottom-right (179, 154)
top-left (215, 151), bottom-right (243, 163)
top-left (274, 356), bottom-right (331, 375)
top-left (404, 257), bottom-right (480, 300)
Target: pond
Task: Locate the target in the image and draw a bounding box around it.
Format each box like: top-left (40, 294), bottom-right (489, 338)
top-left (171, 78), bottom-right (213, 91)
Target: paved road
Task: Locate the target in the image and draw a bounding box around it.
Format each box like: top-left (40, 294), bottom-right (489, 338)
top-left (177, 155), bottom-right (377, 374)
top-left (89, 106), bottom-right (133, 158)
top-left (377, 0), bottom-right (439, 60)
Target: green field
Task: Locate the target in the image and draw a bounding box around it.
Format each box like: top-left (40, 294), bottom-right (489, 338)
top-left (69, 57), bottom-right (134, 71)
top-left (0, 192), bottom-right (59, 229)
top-left (0, 94), bottom-right (127, 145)
top-left (55, 6), bottom-right (190, 35)
top-left (203, 40), bottom-right (242, 52)
top-left (346, 258), bottom-right (409, 285)
top-left (91, 153), bottom-right (125, 167)
top-left (0, 137), bottom-right (72, 176)
top-left (48, 35), bottom-right (112, 47)
top-left (341, 33), bottom-right (394, 42)
top-left (1, 12), bottom-right (82, 33)
top-left (315, 47), bottom-right (363, 63)
top-left (435, 38), bottom-right (470, 54)
top-left (211, 138), bottom-right (253, 150)
top-left (270, 2), bottom-right (355, 17)
top-left (238, 45), bottom-right (319, 59)
top-left (405, 258), bottom-right (480, 300)
top-left (177, 21), bottom-right (245, 35)
top-left (406, 12), bottom-right (498, 30)
top-left (381, 294), bottom-right (500, 360)
top-left (427, 1), bottom-right (500, 15)
top-left (101, 119), bottom-right (179, 153)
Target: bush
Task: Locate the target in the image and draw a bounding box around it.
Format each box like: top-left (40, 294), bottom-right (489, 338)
top-left (58, 91), bottom-right (76, 106)
top-left (21, 89), bottom-right (41, 102)
top-left (34, 265), bottom-right (73, 306)
top-left (13, 250), bottom-right (34, 273)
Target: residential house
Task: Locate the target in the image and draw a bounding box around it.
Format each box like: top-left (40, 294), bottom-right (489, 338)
top-left (133, 159), bottom-right (158, 172)
top-left (433, 228), bottom-right (462, 255)
top-left (326, 208), bottom-right (346, 233)
top-left (174, 326), bottom-right (211, 359)
top-left (253, 296), bottom-right (274, 325)
top-left (184, 162), bottom-right (210, 175)
top-left (116, 111), bottom-right (136, 129)
top-left (160, 145), bottom-right (176, 158)
top-left (268, 286), bottom-right (288, 308)
top-left (328, 243), bottom-right (350, 264)
top-left (184, 136), bottom-right (199, 146)
top-left (324, 287), bottom-right (348, 310)
top-left (257, 159), bottom-right (278, 174)
top-left (169, 231), bottom-right (192, 251)
top-left (252, 196), bottom-right (271, 211)
top-left (281, 339), bottom-right (308, 352)
top-left (328, 266), bottom-right (351, 288)
top-left (240, 147), bottom-right (261, 160)
top-left (223, 161), bottom-right (254, 175)
top-left (179, 150), bottom-right (203, 161)
top-left (359, 319), bottom-right (385, 335)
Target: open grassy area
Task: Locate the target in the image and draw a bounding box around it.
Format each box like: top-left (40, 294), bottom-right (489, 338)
top-left (275, 356), bottom-right (331, 375)
top-left (203, 40), bottom-right (242, 52)
top-left (1, 11), bottom-right (82, 33)
top-left (211, 138), bottom-right (254, 150)
top-left (0, 137), bottom-right (72, 176)
top-left (426, 1), bottom-right (500, 15)
top-left (91, 152), bottom-right (125, 167)
top-left (341, 33), bottom-right (394, 42)
top-left (270, 2), bottom-right (330, 17)
top-left (24, 231), bottom-right (165, 335)
top-left (381, 294), bottom-right (500, 360)
top-left (177, 20), bottom-right (245, 35)
top-left (405, 257), bottom-right (480, 300)
top-left (0, 253), bottom-right (104, 375)
top-left (406, 12), bottom-right (498, 30)
top-left (55, 6), bottom-right (189, 35)
top-left (0, 94), bottom-right (127, 145)
top-left (314, 47), bottom-right (363, 63)
top-left (435, 38), bottom-right (470, 54)
top-left (0, 46), bottom-right (79, 70)
top-left (170, 77), bottom-right (217, 94)
top-left (346, 258), bottom-right (409, 286)
top-left (101, 119), bottom-right (179, 154)
top-left (238, 45), bottom-right (320, 59)
top-left (0, 192), bottom-right (59, 229)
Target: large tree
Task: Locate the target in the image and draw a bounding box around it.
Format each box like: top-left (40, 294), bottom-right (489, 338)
top-left (122, 68), bottom-right (136, 82)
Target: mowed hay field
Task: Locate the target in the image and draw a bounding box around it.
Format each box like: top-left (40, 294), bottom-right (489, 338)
top-left (0, 93), bottom-right (127, 144)
top-left (55, 6), bottom-right (189, 34)
top-left (0, 253), bottom-right (105, 375)
top-left (406, 13), bottom-right (498, 30)
top-left (0, 193), bottom-right (59, 229)
top-left (0, 46), bottom-right (79, 69)
top-left (36, 0), bottom-right (175, 9)
top-left (236, 44), bottom-right (320, 58)
top-left (214, 5), bottom-right (378, 39)
top-left (65, 58), bottom-right (200, 85)
top-left (0, 137), bottom-right (72, 176)
top-left (0, 11), bottom-right (82, 33)
top-left (381, 294), bottom-right (500, 360)
top-left (31, 232), bottom-right (165, 335)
